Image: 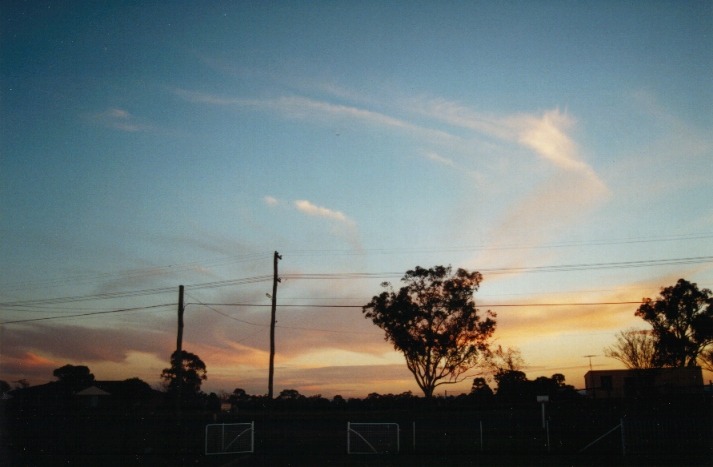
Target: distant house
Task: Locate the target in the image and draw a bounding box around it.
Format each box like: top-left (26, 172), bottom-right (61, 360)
top-left (584, 367), bottom-right (704, 398)
top-left (8, 379), bottom-right (161, 413)
top-left (75, 385), bottom-right (111, 408)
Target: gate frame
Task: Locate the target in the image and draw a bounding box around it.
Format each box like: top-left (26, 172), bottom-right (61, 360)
top-left (205, 421), bottom-right (255, 455)
top-left (347, 422), bottom-right (400, 454)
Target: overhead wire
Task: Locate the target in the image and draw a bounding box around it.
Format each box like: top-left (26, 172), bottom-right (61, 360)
top-left (185, 296), bottom-right (375, 336)
top-left (280, 255), bottom-right (713, 281)
top-left (283, 232), bottom-right (713, 257)
top-left (2, 254), bottom-right (709, 325)
top-left (2, 231), bottom-right (710, 293)
top-left (0, 275), bottom-right (273, 308)
top-left (0, 252), bottom-right (274, 293)
top-left (185, 300), bottom-right (644, 309)
top-left (0, 303), bottom-right (175, 325)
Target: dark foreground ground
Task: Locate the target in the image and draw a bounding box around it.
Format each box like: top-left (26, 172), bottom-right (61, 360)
top-left (4, 395), bottom-right (712, 466)
top-left (15, 450), bottom-right (713, 467)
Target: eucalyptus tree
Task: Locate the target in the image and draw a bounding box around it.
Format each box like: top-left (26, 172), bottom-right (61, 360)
top-left (363, 265), bottom-right (496, 398)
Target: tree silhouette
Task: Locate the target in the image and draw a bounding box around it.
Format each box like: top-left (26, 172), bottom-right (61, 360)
top-left (160, 350), bottom-right (207, 398)
top-left (604, 328), bottom-right (657, 369)
top-left (277, 388), bottom-right (303, 400)
top-left (52, 364), bottom-right (95, 390)
top-left (635, 279), bottom-right (713, 367)
top-left (363, 265), bottom-right (496, 398)
top-left (494, 370), bottom-right (529, 401)
top-left (487, 345), bottom-right (524, 375)
top-left (470, 377), bottom-right (494, 404)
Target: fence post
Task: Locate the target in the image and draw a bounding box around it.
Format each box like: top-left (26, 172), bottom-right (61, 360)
top-left (397, 424), bottom-right (400, 453)
top-left (546, 420), bottom-right (550, 452)
top-left (412, 421), bottom-right (416, 452)
top-left (620, 418), bottom-right (626, 456)
top-left (250, 421), bottom-right (255, 453)
top-left (480, 420), bottom-right (484, 452)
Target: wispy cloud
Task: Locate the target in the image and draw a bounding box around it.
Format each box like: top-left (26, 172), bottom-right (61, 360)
top-left (416, 98), bottom-right (603, 179)
top-left (90, 108), bottom-right (153, 132)
top-left (404, 97), bottom-right (611, 268)
top-left (294, 199), bottom-right (354, 225)
top-left (263, 195), bottom-right (279, 207)
top-left (262, 196), bottom-right (362, 250)
top-left (263, 196), bottom-right (354, 226)
top-left (424, 151), bottom-right (456, 167)
top-left (171, 88), bottom-right (459, 145)
top-left (179, 85), bottom-right (611, 267)
top-left (512, 110), bottom-right (586, 172)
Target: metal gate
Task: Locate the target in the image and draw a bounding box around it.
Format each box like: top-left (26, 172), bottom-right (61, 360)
top-left (205, 422), bottom-right (254, 455)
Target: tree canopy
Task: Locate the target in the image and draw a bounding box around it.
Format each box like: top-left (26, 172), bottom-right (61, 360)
top-left (160, 350), bottom-right (207, 398)
top-left (603, 328), bottom-right (657, 369)
top-left (363, 265), bottom-right (496, 398)
top-left (635, 279), bottom-right (713, 367)
top-left (487, 345), bottom-right (525, 376)
top-left (52, 364), bottom-right (95, 390)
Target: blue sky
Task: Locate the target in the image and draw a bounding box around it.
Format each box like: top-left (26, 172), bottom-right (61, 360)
top-left (1, 1), bottom-right (712, 397)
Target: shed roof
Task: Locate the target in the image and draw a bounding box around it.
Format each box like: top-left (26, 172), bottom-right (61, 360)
top-left (75, 385), bottom-right (111, 396)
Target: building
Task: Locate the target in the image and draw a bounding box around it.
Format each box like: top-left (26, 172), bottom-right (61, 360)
top-left (584, 367), bottom-right (703, 398)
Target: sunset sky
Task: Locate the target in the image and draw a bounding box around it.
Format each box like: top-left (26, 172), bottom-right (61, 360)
top-left (1, 1), bottom-right (712, 398)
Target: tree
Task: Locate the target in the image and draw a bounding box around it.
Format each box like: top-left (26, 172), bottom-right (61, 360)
top-left (0, 380), bottom-right (10, 394)
top-left (332, 394), bottom-right (346, 408)
top-left (363, 265), bottom-right (496, 398)
top-left (277, 388), bottom-right (304, 400)
top-left (53, 364), bottom-right (95, 390)
top-left (603, 328), bottom-right (657, 369)
top-left (700, 348), bottom-right (713, 373)
top-left (494, 370), bottom-right (529, 400)
top-left (230, 387), bottom-right (248, 402)
top-left (14, 379), bottom-right (29, 389)
top-left (160, 350), bottom-right (207, 398)
top-left (635, 279), bottom-right (713, 367)
top-left (487, 345), bottom-right (525, 376)
top-left (551, 373), bottom-right (566, 387)
top-left (470, 377), bottom-right (494, 404)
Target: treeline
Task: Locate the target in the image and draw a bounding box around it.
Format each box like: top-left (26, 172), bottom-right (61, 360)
top-left (225, 372), bottom-right (581, 412)
top-left (1, 365), bottom-right (581, 414)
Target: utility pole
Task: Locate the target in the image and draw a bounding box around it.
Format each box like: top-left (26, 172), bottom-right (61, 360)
top-left (268, 251), bottom-right (282, 400)
top-left (176, 285), bottom-right (184, 408)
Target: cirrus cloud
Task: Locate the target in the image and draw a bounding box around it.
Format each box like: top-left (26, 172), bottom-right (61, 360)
top-left (90, 108), bottom-right (153, 132)
top-left (294, 199), bottom-right (354, 225)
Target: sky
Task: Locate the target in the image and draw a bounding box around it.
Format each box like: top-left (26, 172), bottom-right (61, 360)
top-left (1, 1), bottom-right (712, 398)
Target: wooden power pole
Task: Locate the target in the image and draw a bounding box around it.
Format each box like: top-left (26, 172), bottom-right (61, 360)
top-left (176, 285), bottom-right (184, 406)
top-left (268, 251), bottom-right (282, 400)
top-left (177, 285), bottom-right (185, 356)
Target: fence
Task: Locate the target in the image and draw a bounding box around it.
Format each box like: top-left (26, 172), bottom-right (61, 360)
top-left (347, 422), bottom-right (400, 454)
top-left (205, 422), bottom-right (254, 455)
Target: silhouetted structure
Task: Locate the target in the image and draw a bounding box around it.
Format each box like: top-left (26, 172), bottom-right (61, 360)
top-left (584, 366), bottom-right (703, 398)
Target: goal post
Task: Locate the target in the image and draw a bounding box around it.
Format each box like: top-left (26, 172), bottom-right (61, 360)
top-left (347, 422), bottom-right (400, 454)
top-left (205, 422), bottom-right (254, 455)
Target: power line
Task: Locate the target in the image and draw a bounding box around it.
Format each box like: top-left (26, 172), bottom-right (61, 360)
top-left (0, 252), bottom-right (275, 293)
top-left (0, 303), bottom-right (174, 325)
top-left (2, 255), bottom-right (710, 308)
top-left (185, 293), bottom-right (375, 341)
top-left (281, 255), bottom-right (713, 280)
top-left (185, 292), bottom-right (265, 327)
top-left (284, 232), bottom-right (713, 257)
top-left (0, 275), bottom-right (273, 308)
top-left (186, 300), bottom-right (644, 309)
top-left (3, 232), bottom-right (710, 293)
